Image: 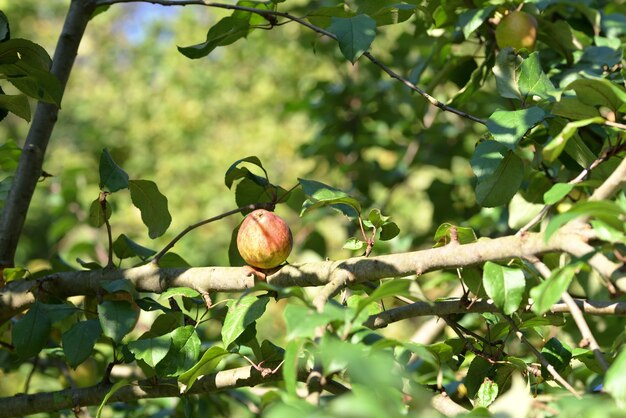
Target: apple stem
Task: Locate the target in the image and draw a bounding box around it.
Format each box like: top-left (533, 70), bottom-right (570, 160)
top-left (152, 202), bottom-right (275, 263)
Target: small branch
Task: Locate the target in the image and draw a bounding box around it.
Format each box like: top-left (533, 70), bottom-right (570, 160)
top-left (518, 144), bottom-right (622, 235)
top-left (589, 153), bottom-right (626, 201)
top-left (94, 0), bottom-right (485, 125)
top-left (99, 192), bottom-right (114, 268)
top-left (364, 298), bottom-right (626, 329)
top-left (528, 257), bottom-right (609, 372)
top-left (504, 316), bottom-right (581, 398)
top-left (152, 202), bottom-right (275, 262)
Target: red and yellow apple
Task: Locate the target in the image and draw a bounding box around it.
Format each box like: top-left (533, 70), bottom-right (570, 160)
top-left (236, 209), bottom-right (293, 269)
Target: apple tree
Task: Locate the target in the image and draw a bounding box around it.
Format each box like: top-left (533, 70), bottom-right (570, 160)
top-left (0, 0), bottom-right (626, 417)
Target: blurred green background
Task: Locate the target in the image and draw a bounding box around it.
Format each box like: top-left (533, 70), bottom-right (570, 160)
top-left (0, 0), bottom-right (490, 273)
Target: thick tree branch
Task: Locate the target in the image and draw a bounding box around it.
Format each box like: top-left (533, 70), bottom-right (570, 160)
top-left (0, 230), bottom-right (588, 323)
top-left (0, 0), bottom-right (98, 268)
top-left (93, 0), bottom-right (486, 125)
top-left (0, 364), bottom-right (293, 418)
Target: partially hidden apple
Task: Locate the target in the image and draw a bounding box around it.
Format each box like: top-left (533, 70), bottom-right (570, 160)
top-left (236, 209), bottom-right (293, 269)
top-left (495, 11), bottom-right (538, 52)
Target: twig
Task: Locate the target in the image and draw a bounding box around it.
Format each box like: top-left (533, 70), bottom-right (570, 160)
top-left (99, 192), bottom-right (115, 268)
top-left (517, 143), bottom-right (624, 235)
top-left (503, 315), bottom-right (581, 398)
top-left (527, 257), bottom-right (609, 372)
top-left (364, 298), bottom-right (626, 329)
top-left (23, 356), bottom-right (40, 394)
top-left (93, 0), bottom-right (486, 125)
top-left (152, 202), bottom-right (275, 262)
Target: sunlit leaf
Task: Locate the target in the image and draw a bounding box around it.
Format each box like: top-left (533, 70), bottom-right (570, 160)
top-left (483, 262), bottom-right (525, 315)
top-left (221, 295), bottom-right (269, 348)
top-left (530, 266), bottom-right (575, 315)
top-left (328, 15), bottom-right (376, 63)
top-left (486, 107), bottom-right (545, 149)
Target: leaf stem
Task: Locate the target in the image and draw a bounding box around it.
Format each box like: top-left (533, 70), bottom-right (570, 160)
top-left (152, 202), bottom-right (275, 263)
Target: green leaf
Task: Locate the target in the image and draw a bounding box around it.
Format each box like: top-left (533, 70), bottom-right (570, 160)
top-left (3, 266), bottom-right (27, 282)
top-left (179, 345), bottom-right (230, 392)
top-left (178, 15), bottom-right (252, 59)
top-left (354, 280), bottom-right (410, 319)
top-left (605, 347), bottom-right (626, 407)
top-left (327, 15), bottom-right (377, 64)
top-left (128, 333), bottom-right (172, 368)
top-left (221, 295), bottom-right (269, 348)
top-left (129, 179), bottom-right (172, 239)
top-left (299, 178), bottom-right (361, 217)
top-left (88, 198), bottom-right (111, 228)
top-left (530, 266), bottom-right (575, 315)
top-left (0, 93), bottom-right (30, 121)
top-left (62, 320), bottom-right (102, 368)
top-left (541, 337), bottom-right (572, 376)
top-left (591, 220), bottom-right (626, 245)
top-left (283, 338), bottom-right (306, 396)
top-left (12, 301), bottom-right (51, 359)
top-left (159, 287), bottom-right (201, 299)
top-left (380, 222), bottom-right (400, 241)
top-left (0, 140), bottom-right (21, 172)
top-left (0, 11), bottom-right (9, 42)
top-left (343, 237), bottom-right (365, 251)
top-left (552, 97), bottom-right (599, 120)
top-left (471, 141), bottom-right (524, 207)
top-left (433, 223), bottom-right (477, 247)
top-left (99, 149), bottom-right (129, 192)
top-left (101, 279), bottom-right (138, 298)
top-left (113, 234), bottom-right (156, 260)
top-left (543, 183), bottom-right (574, 205)
top-left (0, 38), bottom-right (51, 69)
top-left (98, 299), bottom-right (139, 344)
top-left (564, 78), bottom-right (626, 112)
top-left (307, 5), bottom-right (354, 28)
top-left (156, 325), bottom-right (201, 377)
top-left (482, 262), bottom-right (525, 315)
top-left (0, 63), bottom-right (61, 105)
top-left (456, 6), bottom-right (494, 40)
top-left (542, 117), bottom-right (605, 162)
top-left (95, 379), bottom-right (130, 418)
top-left (224, 155), bottom-right (269, 189)
top-left (545, 201), bottom-right (625, 241)
top-left (360, 2), bottom-right (416, 26)
top-left (465, 356), bottom-right (494, 398)
top-left (284, 303), bottom-right (346, 339)
top-left (518, 52), bottom-right (557, 101)
top-left (475, 378), bottom-right (499, 408)
top-left (493, 47), bottom-right (521, 100)
top-left (486, 107), bottom-right (545, 149)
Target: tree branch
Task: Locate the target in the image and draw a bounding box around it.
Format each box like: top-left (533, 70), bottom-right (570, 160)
top-left (0, 230), bottom-right (590, 323)
top-left (364, 298), bottom-right (626, 329)
top-left (93, 0), bottom-right (486, 125)
top-left (528, 257), bottom-right (609, 372)
top-left (0, 364), bottom-right (292, 417)
top-left (0, 0), bottom-right (98, 268)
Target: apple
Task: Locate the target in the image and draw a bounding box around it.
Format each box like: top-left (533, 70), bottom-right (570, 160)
top-left (236, 209), bottom-right (293, 269)
top-left (495, 11), bottom-right (538, 51)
